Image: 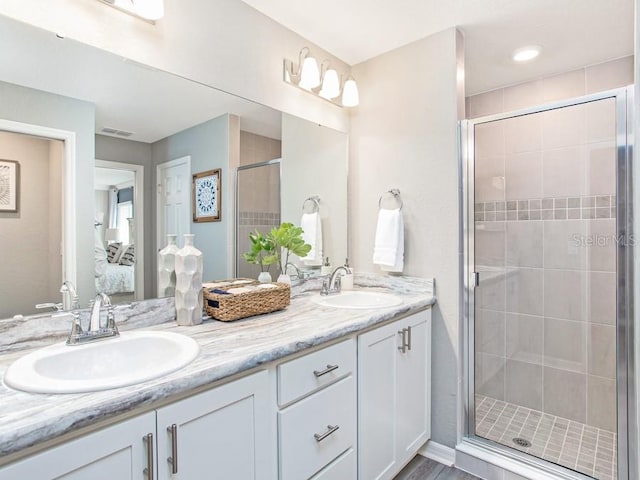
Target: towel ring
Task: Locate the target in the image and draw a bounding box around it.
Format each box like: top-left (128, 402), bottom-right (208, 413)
top-left (302, 195), bottom-right (320, 214)
top-left (378, 189), bottom-right (403, 211)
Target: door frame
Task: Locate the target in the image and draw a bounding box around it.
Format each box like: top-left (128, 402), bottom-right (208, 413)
top-left (458, 87), bottom-right (635, 480)
top-left (95, 159), bottom-right (144, 301)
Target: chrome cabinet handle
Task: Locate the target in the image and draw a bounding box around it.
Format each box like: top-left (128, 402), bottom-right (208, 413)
top-left (167, 424), bottom-right (178, 474)
top-left (398, 329), bottom-right (407, 353)
top-left (314, 424), bottom-right (340, 442)
top-left (313, 364), bottom-right (339, 377)
top-left (407, 325), bottom-right (412, 351)
top-left (143, 433), bottom-right (154, 480)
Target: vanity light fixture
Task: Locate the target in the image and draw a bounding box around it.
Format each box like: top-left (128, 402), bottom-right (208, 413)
top-left (512, 45), bottom-right (542, 63)
top-left (284, 48), bottom-right (359, 107)
top-left (97, 0), bottom-right (164, 22)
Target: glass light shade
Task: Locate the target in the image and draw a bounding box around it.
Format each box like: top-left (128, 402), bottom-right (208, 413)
top-left (133, 0), bottom-right (164, 20)
top-left (342, 78), bottom-right (359, 107)
top-left (299, 56), bottom-right (321, 90)
top-left (319, 69), bottom-right (340, 99)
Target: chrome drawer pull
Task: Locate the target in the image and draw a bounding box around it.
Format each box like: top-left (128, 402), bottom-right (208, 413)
top-left (143, 433), bottom-right (154, 480)
top-left (398, 329), bottom-right (407, 353)
top-left (313, 364), bottom-right (339, 377)
top-left (167, 424), bottom-right (178, 474)
top-left (314, 424), bottom-right (340, 442)
top-left (407, 325), bottom-right (412, 351)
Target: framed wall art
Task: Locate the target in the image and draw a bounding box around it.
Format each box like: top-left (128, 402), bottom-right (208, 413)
top-left (192, 168), bottom-right (221, 222)
top-left (0, 159), bottom-right (19, 213)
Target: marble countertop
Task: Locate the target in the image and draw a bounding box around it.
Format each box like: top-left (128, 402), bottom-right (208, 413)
top-left (0, 274), bottom-right (435, 461)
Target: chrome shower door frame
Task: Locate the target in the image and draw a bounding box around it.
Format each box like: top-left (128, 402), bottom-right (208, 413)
top-left (459, 87), bottom-right (635, 480)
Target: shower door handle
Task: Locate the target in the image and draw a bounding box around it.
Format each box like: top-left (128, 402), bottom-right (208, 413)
top-left (472, 272), bottom-right (480, 287)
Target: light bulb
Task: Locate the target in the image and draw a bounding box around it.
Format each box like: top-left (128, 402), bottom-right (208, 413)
top-left (133, 0), bottom-right (164, 20)
top-left (299, 56), bottom-right (320, 90)
top-left (319, 69), bottom-right (340, 100)
top-left (342, 78), bottom-right (359, 107)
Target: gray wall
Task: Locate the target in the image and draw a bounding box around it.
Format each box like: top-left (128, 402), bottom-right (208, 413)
top-left (0, 80), bottom-right (95, 307)
top-left (95, 134), bottom-right (154, 298)
top-left (151, 114), bottom-right (232, 289)
top-left (350, 28), bottom-right (464, 447)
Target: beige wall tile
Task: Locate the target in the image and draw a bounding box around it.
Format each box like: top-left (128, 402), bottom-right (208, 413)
top-left (585, 142), bottom-right (616, 196)
top-left (542, 146), bottom-right (585, 198)
top-left (475, 156), bottom-right (506, 202)
top-left (586, 98), bottom-right (616, 144)
top-left (544, 317), bottom-right (587, 373)
top-left (506, 221), bottom-right (543, 267)
top-left (588, 324), bottom-right (617, 378)
top-left (541, 103), bottom-right (586, 150)
top-left (589, 271), bottom-right (616, 325)
top-left (475, 121), bottom-right (504, 158)
top-left (586, 56), bottom-right (634, 94)
top-left (506, 267), bottom-right (543, 316)
top-left (476, 309), bottom-right (506, 356)
top-left (505, 151), bottom-right (543, 200)
top-left (543, 220), bottom-right (588, 270)
top-left (468, 89), bottom-right (503, 118)
top-left (504, 114), bottom-right (543, 154)
top-left (587, 375), bottom-right (617, 431)
top-left (503, 79), bottom-right (543, 112)
top-left (476, 222), bottom-right (506, 267)
top-left (506, 313), bottom-right (543, 364)
top-left (587, 219), bottom-right (617, 272)
top-left (476, 267), bottom-right (507, 312)
top-left (476, 352), bottom-right (505, 400)
top-left (543, 367), bottom-right (586, 423)
top-left (544, 269), bottom-right (588, 321)
top-left (505, 359), bottom-right (543, 410)
top-left (542, 69), bottom-right (586, 102)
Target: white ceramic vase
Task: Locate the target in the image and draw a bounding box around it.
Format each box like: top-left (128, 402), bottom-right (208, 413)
top-left (158, 234), bottom-right (179, 297)
top-left (175, 234), bottom-right (204, 326)
top-left (277, 273), bottom-right (291, 285)
top-left (258, 271), bottom-right (272, 283)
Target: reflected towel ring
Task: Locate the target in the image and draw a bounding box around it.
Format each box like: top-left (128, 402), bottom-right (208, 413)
top-left (378, 189), bottom-right (403, 211)
top-left (302, 195), bottom-right (320, 213)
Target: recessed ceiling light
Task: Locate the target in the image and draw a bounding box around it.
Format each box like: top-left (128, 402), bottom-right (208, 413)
top-left (512, 45), bottom-right (542, 63)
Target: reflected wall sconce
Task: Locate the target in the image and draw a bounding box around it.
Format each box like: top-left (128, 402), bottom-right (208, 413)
top-left (284, 48), bottom-right (359, 107)
top-left (98, 0), bottom-right (164, 22)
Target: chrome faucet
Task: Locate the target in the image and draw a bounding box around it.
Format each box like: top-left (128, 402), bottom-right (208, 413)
top-left (321, 266), bottom-right (350, 296)
top-left (66, 292), bottom-right (119, 346)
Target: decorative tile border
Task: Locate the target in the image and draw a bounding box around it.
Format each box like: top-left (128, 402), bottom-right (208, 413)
top-left (238, 211), bottom-right (280, 226)
top-left (475, 195), bottom-right (616, 222)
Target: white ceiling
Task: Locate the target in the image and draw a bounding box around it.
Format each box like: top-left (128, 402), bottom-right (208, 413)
top-left (240, 0), bottom-right (634, 95)
top-left (94, 167), bottom-right (135, 190)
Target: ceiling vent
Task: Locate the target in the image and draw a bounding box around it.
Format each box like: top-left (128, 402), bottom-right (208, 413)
top-left (101, 127), bottom-right (134, 138)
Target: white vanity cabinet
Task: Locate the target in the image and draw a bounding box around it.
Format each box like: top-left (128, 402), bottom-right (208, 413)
top-left (276, 338), bottom-right (357, 480)
top-left (358, 310), bottom-right (432, 480)
top-left (0, 412), bottom-right (156, 480)
top-left (156, 370), bottom-right (274, 480)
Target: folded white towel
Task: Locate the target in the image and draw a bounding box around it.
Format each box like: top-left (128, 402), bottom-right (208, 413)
top-left (373, 208), bottom-right (404, 273)
top-left (301, 212), bottom-right (323, 266)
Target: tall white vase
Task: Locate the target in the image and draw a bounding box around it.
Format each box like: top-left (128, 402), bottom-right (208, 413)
top-left (158, 234), bottom-right (179, 297)
top-left (175, 234), bottom-right (204, 326)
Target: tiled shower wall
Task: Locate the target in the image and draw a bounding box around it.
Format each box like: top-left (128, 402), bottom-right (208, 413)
top-left (237, 131), bottom-right (281, 279)
top-left (469, 56), bottom-right (633, 434)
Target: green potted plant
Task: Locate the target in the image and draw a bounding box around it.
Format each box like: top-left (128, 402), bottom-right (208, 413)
top-left (266, 222), bottom-right (312, 283)
top-left (242, 230), bottom-right (277, 283)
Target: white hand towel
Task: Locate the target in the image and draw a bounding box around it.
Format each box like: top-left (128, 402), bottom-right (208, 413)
top-left (373, 208), bottom-right (404, 273)
top-left (301, 212), bottom-right (323, 266)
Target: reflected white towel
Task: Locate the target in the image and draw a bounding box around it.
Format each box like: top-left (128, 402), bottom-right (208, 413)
top-left (373, 208), bottom-right (404, 273)
top-left (301, 212), bottom-right (323, 266)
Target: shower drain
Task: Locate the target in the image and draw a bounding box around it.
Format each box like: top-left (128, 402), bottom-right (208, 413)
top-left (512, 437), bottom-right (532, 448)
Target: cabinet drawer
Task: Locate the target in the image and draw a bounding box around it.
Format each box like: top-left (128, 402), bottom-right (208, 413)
top-left (310, 448), bottom-right (356, 480)
top-left (279, 376), bottom-right (356, 480)
top-left (277, 338), bottom-right (355, 406)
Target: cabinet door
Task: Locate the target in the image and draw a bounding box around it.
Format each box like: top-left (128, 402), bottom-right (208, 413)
top-left (358, 319), bottom-right (402, 480)
top-left (396, 310), bottom-right (431, 465)
top-left (0, 412), bottom-right (156, 480)
top-left (156, 370), bottom-right (274, 480)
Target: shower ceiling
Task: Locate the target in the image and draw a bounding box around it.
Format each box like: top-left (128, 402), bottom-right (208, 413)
top-left (240, 0), bottom-right (634, 95)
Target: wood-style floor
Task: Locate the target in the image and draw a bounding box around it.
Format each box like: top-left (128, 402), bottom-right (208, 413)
top-left (393, 455), bottom-right (482, 480)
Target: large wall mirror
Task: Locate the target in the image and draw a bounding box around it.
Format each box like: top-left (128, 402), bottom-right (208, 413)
top-left (0, 14), bottom-right (348, 320)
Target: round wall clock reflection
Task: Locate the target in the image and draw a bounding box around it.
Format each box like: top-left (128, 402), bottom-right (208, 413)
top-left (192, 168), bottom-right (221, 222)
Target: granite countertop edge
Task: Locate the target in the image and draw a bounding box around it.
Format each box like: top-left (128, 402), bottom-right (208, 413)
top-left (0, 274), bottom-right (435, 460)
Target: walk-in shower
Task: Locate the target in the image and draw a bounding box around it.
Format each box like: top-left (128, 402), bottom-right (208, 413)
top-left (461, 87), bottom-right (634, 480)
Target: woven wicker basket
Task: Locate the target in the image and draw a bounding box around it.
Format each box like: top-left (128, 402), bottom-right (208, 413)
top-left (203, 280), bottom-right (291, 321)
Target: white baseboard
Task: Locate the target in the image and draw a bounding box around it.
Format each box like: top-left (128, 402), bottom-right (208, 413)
top-left (418, 440), bottom-right (456, 467)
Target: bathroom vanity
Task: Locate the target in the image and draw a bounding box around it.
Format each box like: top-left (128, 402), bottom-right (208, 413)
top-left (0, 276), bottom-right (435, 480)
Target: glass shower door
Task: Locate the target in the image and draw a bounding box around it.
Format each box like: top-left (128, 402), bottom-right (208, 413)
top-left (468, 91), bottom-right (630, 480)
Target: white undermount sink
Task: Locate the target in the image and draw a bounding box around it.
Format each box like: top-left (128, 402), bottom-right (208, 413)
top-left (311, 290), bottom-right (403, 309)
top-left (3, 331), bottom-right (200, 394)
